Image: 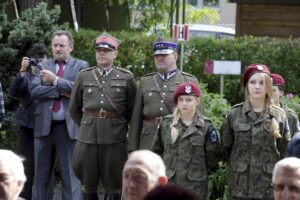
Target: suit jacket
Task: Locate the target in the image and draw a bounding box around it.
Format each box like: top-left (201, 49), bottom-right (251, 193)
top-left (8, 72), bottom-right (36, 128)
top-left (31, 56), bottom-right (88, 139)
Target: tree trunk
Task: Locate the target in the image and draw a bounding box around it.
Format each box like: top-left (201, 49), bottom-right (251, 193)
top-left (12, 0), bottom-right (19, 19)
top-left (69, 0), bottom-right (78, 32)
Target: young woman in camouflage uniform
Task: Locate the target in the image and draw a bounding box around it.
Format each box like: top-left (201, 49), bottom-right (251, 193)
top-left (221, 64), bottom-right (291, 199)
top-left (271, 73), bottom-right (300, 137)
top-left (152, 82), bottom-right (220, 199)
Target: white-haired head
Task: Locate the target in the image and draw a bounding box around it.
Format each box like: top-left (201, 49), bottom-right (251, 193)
top-left (126, 150), bottom-right (166, 183)
top-left (272, 157), bottom-right (300, 183)
top-left (0, 149), bottom-right (26, 200)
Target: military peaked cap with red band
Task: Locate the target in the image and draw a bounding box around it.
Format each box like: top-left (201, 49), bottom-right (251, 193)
top-left (243, 63), bottom-right (271, 87)
top-left (271, 73), bottom-right (285, 87)
top-left (95, 33), bottom-right (120, 51)
top-left (173, 82), bottom-right (201, 103)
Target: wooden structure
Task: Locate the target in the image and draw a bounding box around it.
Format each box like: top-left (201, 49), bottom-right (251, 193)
top-left (229, 0), bottom-right (300, 37)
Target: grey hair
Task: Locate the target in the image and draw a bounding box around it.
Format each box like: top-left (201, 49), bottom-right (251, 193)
top-left (0, 149), bottom-right (26, 182)
top-left (126, 150), bottom-right (166, 181)
top-left (272, 157), bottom-right (300, 183)
top-left (51, 30), bottom-right (73, 44)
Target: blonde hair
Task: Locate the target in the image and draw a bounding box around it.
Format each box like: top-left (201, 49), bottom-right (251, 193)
top-left (244, 73), bottom-right (281, 140)
top-left (170, 96), bottom-right (200, 143)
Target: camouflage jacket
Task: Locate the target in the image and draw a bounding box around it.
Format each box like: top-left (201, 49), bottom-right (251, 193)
top-left (220, 100), bottom-right (291, 199)
top-left (152, 111), bottom-right (220, 199)
top-left (282, 104), bottom-right (300, 137)
top-left (128, 71), bottom-right (201, 151)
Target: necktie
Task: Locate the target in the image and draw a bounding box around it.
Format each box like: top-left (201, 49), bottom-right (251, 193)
top-left (52, 62), bottom-right (64, 112)
top-left (102, 70), bottom-right (106, 77)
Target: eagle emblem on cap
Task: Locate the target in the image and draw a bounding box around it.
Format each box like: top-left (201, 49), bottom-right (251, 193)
top-left (256, 65), bottom-right (263, 70)
top-left (185, 85), bottom-right (192, 94)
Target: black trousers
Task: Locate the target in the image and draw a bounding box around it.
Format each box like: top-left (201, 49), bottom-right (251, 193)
top-left (18, 126), bottom-right (34, 200)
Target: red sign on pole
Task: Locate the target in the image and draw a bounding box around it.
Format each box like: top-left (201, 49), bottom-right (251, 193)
top-left (172, 24), bottom-right (189, 41)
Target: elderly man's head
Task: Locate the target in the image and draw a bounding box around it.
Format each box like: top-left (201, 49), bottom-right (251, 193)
top-left (0, 150), bottom-right (26, 200)
top-left (272, 157), bottom-right (300, 200)
top-left (122, 150), bottom-right (167, 200)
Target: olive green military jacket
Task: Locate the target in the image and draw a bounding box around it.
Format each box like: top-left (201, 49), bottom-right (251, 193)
top-left (69, 66), bottom-right (137, 144)
top-left (128, 71), bottom-right (200, 151)
top-left (282, 104), bottom-right (300, 136)
top-left (152, 112), bottom-right (220, 199)
top-left (220, 100), bottom-right (291, 199)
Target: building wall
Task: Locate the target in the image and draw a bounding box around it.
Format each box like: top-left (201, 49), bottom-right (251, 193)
top-left (236, 4), bottom-right (300, 37)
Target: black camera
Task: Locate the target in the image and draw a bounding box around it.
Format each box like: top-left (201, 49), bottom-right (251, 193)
top-left (29, 58), bottom-right (43, 70)
top-left (29, 58), bottom-right (38, 66)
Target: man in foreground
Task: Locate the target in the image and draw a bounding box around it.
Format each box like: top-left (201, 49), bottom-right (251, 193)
top-left (272, 157), bottom-right (300, 200)
top-left (122, 150), bottom-right (168, 200)
top-left (0, 149), bottom-right (26, 200)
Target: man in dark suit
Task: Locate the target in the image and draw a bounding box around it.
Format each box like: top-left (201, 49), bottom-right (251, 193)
top-left (31, 30), bottom-right (89, 200)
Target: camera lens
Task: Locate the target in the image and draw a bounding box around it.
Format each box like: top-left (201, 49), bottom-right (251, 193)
top-left (29, 58), bottom-right (38, 66)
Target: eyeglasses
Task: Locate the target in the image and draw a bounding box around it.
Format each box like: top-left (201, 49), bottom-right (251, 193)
top-left (273, 183), bottom-right (300, 193)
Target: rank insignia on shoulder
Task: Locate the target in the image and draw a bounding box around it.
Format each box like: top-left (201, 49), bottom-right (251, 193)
top-left (210, 129), bottom-right (217, 143)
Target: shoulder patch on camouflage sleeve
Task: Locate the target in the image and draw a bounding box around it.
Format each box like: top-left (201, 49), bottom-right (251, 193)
top-left (209, 129), bottom-right (218, 143)
top-left (80, 66), bottom-right (96, 72)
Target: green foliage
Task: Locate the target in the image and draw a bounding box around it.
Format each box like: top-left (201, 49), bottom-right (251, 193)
top-left (201, 83), bottom-right (231, 128)
top-left (0, 111), bottom-right (19, 151)
top-left (186, 6), bottom-right (220, 24)
top-left (281, 95), bottom-right (300, 119)
top-left (0, 2), bottom-right (68, 87)
top-left (128, 0), bottom-right (170, 31)
top-left (207, 162), bottom-right (229, 200)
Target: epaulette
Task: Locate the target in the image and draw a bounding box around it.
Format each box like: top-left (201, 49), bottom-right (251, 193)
top-left (80, 66), bottom-right (96, 72)
top-left (181, 71), bottom-right (196, 78)
top-left (231, 102), bottom-right (244, 109)
top-left (143, 72), bottom-right (157, 77)
top-left (116, 66), bottom-right (133, 74)
top-left (286, 107), bottom-right (298, 116)
top-left (204, 117), bottom-right (213, 123)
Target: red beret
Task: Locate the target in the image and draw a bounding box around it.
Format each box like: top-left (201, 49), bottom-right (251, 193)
top-left (173, 82), bottom-right (201, 103)
top-left (271, 73), bottom-right (285, 87)
top-left (243, 64), bottom-right (271, 86)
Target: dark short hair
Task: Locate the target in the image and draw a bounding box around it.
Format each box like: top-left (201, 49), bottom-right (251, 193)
top-left (143, 185), bottom-right (199, 200)
top-left (51, 30), bottom-right (73, 44)
top-left (27, 42), bottom-right (48, 58)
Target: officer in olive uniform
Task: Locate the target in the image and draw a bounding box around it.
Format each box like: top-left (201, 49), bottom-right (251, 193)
top-left (69, 33), bottom-right (137, 200)
top-left (152, 82), bottom-right (220, 200)
top-left (221, 64), bottom-right (291, 199)
top-left (128, 38), bottom-right (202, 151)
top-left (271, 73), bottom-right (300, 136)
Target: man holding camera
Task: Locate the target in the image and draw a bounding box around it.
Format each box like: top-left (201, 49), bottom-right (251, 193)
top-left (8, 42), bottom-right (48, 200)
top-left (31, 30), bottom-right (89, 200)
